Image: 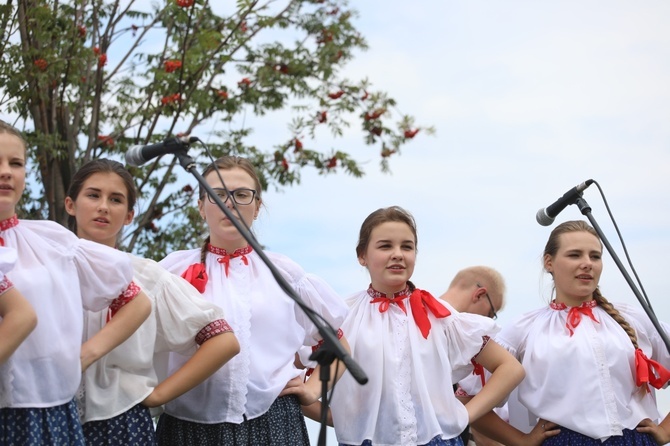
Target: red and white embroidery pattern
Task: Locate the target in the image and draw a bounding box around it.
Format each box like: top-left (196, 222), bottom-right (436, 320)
top-left (195, 319), bottom-right (234, 345)
top-left (0, 277), bottom-right (14, 295)
top-left (107, 281), bottom-right (141, 321)
top-left (0, 215), bottom-right (19, 232)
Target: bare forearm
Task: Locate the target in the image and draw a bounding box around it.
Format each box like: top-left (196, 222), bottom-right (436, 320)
top-left (470, 410), bottom-right (527, 446)
top-left (0, 290), bottom-right (37, 364)
top-left (81, 292), bottom-right (151, 371)
top-left (145, 332), bottom-right (239, 407)
top-left (466, 361), bottom-right (524, 423)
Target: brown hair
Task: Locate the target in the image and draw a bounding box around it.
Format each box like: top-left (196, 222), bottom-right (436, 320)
top-left (66, 158), bottom-right (137, 234)
top-left (356, 206), bottom-right (418, 258)
top-left (544, 220), bottom-right (639, 349)
top-left (198, 156), bottom-right (262, 265)
top-left (0, 120), bottom-right (27, 151)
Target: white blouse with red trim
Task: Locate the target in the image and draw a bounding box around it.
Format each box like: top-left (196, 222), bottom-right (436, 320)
top-left (0, 217), bottom-right (135, 409)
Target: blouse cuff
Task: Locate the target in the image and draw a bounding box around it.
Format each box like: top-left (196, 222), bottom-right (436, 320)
top-left (108, 281), bottom-right (141, 319)
top-left (0, 277), bottom-right (13, 295)
top-left (311, 328), bottom-right (345, 353)
top-left (195, 319), bottom-right (234, 345)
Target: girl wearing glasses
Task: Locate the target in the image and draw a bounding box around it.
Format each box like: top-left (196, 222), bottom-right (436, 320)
top-left (155, 155), bottom-right (349, 446)
top-left (64, 158), bottom-right (240, 445)
top-left (328, 206), bottom-right (524, 446)
top-left (469, 220), bottom-right (670, 445)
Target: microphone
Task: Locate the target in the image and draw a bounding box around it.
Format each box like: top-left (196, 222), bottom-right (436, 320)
top-left (125, 136), bottom-right (198, 166)
top-left (536, 179), bottom-right (594, 226)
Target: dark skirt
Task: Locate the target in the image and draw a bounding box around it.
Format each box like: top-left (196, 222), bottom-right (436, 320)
top-left (0, 400), bottom-right (85, 446)
top-left (543, 426), bottom-right (656, 446)
top-left (341, 435), bottom-right (464, 446)
top-left (156, 395), bottom-right (310, 446)
top-left (82, 403), bottom-right (156, 446)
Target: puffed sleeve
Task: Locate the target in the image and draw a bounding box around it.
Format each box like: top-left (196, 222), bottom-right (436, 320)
top-left (618, 303), bottom-right (670, 369)
top-left (440, 308), bottom-right (500, 384)
top-left (271, 254), bottom-right (347, 349)
top-left (72, 238), bottom-right (135, 312)
top-left (0, 246), bottom-right (17, 295)
top-left (131, 256), bottom-right (230, 355)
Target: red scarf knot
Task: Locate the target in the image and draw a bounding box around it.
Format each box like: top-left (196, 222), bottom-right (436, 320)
top-left (209, 244), bottom-right (252, 277)
top-left (410, 289), bottom-right (451, 339)
top-left (182, 263), bottom-right (208, 293)
top-left (471, 359), bottom-right (486, 386)
top-left (551, 300), bottom-right (598, 336)
top-left (635, 348), bottom-right (670, 390)
top-left (370, 295), bottom-right (408, 314)
top-left (368, 286), bottom-right (450, 338)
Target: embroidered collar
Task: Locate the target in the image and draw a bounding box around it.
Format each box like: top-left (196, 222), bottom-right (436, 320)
top-left (366, 284), bottom-right (411, 300)
top-left (550, 299), bottom-right (597, 311)
top-left (0, 215), bottom-right (19, 231)
top-left (207, 244), bottom-right (253, 258)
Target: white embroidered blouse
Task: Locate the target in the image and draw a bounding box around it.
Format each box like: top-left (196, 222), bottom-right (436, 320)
top-left (78, 254), bottom-right (232, 423)
top-left (495, 300), bottom-right (670, 441)
top-left (0, 216), bottom-right (135, 409)
top-left (329, 286), bottom-right (498, 446)
top-left (159, 246), bottom-right (348, 423)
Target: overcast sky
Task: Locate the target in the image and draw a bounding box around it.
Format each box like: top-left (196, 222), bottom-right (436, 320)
top-left (237, 1), bottom-right (670, 443)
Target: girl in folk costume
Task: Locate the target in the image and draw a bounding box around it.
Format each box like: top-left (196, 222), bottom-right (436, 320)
top-left (329, 206), bottom-right (524, 446)
top-left (64, 158), bottom-right (240, 446)
top-left (0, 123), bottom-right (152, 444)
top-left (470, 220), bottom-right (670, 445)
top-left (0, 246), bottom-right (37, 366)
top-left (155, 155), bottom-right (349, 446)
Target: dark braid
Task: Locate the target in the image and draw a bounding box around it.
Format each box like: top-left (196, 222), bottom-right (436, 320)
top-left (592, 287), bottom-right (639, 349)
top-left (200, 235), bottom-right (210, 267)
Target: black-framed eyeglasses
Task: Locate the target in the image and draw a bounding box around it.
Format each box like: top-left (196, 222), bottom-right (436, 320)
top-left (206, 188), bottom-right (257, 205)
top-left (476, 282), bottom-right (498, 320)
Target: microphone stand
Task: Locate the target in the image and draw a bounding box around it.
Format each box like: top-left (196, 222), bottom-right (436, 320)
top-left (574, 197), bottom-right (670, 355)
top-left (173, 149), bottom-right (368, 445)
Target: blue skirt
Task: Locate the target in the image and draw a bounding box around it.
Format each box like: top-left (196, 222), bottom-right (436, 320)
top-left (341, 435), bottom-right (464, 446)
top-left (155, 395), bottom-right (310, 446)
top-left (543, 426), bottom-right (656, 446)
top-left (0, 400), bottom-right (85, 445)
top-left (82, 403), bottom-right (156, 445)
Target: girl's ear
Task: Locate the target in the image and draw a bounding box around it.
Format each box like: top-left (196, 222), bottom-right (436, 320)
top-left (64, 196), bottom-right (76, 217)
top-left (543, 254), bottom-right (553, 274)
top-left (358, 256), bottom-right (367, 267)
top-left (124, 209), bottom-right (135, 226)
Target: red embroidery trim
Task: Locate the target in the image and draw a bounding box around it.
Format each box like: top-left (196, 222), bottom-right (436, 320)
top-left (195, 319), bottom-right (234, 345)
top-left (305, 328), bottom-right (345, 379)
top-left (0, 277), bottom-right (14, 294)
top-left (106, 281), bottom-right (141, 322)
top-left (0, 215), bottom-right (19, 231)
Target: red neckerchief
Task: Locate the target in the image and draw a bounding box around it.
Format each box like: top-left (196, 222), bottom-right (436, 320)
top-left (551, 299), bottom-right (599, 336)
top-left (368, 285), bottom-right (451, 339)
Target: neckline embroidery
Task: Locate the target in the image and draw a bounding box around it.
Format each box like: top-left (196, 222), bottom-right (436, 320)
top-left (207, 244), bottom-right (253, 258)
top-left (0, 215), bottom-right (19, 231)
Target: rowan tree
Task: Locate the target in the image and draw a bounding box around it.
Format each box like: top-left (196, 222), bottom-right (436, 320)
top-left (0, 0), bottom-right (431, 259)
